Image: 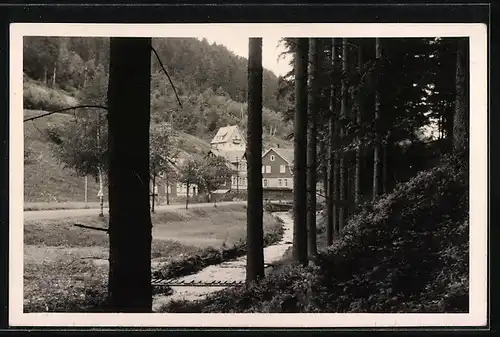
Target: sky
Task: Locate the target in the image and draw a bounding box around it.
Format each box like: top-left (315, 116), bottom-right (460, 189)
top-left (197, 35), bottom-right (292, 77)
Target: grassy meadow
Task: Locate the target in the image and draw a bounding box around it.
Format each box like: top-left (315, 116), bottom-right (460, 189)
top-left (23, 204), bottom-right (283, 312)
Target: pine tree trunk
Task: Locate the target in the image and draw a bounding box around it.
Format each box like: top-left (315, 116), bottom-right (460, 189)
top-left (321, 136), bottom-right (328, 212)
top-left (166, 179), bottom-right (170, 205)
top-left (107, 37), bottom-right (152, 312)
top-left (246, 37), bottom-right (265, 283)
top-left (453, 38), bottom-right (469, 154)
top-left (354, 39), bottom-right (364, 206)
top-left (333, 39), bottom-right (341, 237)
top-left (185, 182), bottom-right (190, 209)
top-left (43, 65), bottom-right (47, 85)
top-left (52, 63), bottom-right (57, 88)
top-left (382, 131), bottom-right (393, 194)
top-left (326, 39), bottom-right (337, 245)
top-left (151, 174), bottom-right (156, 213)
top-left (338, 38), bottom-right (349, 231)
top-left (307, 38), bottom-right (319, 258)
top-left (293, 38), bottom-right (309, 266)
top-left (372, 38), bottom-right (383, 201)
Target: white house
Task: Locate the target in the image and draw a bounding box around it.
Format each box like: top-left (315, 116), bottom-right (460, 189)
top-left (209, 125), bottom-right (248, 191)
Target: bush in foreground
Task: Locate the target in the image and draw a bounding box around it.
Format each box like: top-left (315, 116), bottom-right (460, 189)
top-left (160, 156), bottom-right (469, 313)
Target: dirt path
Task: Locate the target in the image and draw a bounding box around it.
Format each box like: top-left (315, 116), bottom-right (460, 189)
top-left (23, 201), bottom-right (245, 221)
top-left (152, 212), bottom-right (293, 311)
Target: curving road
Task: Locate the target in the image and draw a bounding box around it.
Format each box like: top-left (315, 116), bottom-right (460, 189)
top-left (23, 201), bottom-right (246, 221)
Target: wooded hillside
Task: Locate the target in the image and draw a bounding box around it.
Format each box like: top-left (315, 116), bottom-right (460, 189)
top-left (23, 37), bottom-right (293, 142)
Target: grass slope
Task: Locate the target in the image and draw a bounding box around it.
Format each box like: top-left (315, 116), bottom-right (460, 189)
top-left (23, 109), bottom-right (214, 203)
top-left (24, 110), bottom-right (106, 203)
top-left (24, 77), bottom-right (79, 111)
top-left (160, 156), bottom-right (469, 313)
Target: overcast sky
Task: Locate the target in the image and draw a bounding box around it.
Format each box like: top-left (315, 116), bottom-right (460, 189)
top-left (197, 35), bottom-right (292, 77)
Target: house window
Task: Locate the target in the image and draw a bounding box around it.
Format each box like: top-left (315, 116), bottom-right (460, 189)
top-left (278, 179), bottom-right (282, 186)
top-left (262, 165), bottom-right (265, 173)
top-left (270, 155), bottom-right (275, 161)
top-left (243, 177), bottom-right (247, 185)
top-left (284, 179), bottom-right (288, 187)
top-left (280, 164), bottom-right (286, 173)
top-left (263, 179), bottom-right (268, 187)
top-left (265, 165), bottom-right (271, 173)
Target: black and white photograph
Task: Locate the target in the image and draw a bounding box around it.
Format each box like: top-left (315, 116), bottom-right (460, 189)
top-left (9, 23), bottom-right (487, 328)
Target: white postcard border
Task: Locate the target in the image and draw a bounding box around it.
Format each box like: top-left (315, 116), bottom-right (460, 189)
top-left (9, 23), bottom-right (488, 328)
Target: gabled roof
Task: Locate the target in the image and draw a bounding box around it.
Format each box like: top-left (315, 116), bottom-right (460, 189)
top-left (262, 147), bottom-right (294, 164)
top-left (209, 148), bottom-right (245, 164)
top-left (210, 125), bottom-right (241, 144)
top-left (223, 150), bottom-right (246, 163)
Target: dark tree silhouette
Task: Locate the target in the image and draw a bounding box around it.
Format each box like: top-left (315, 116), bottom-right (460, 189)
top-left (354, 39), bottom-right (364, 206)
top-left (338, 38), bottom-right (349, 231)
top-left (372, 38), bottom-right (383, 201)
top-left (107, 37), bottom-right (153, 312)
top-left (293, 38), bottom-right (309, 266)
top-left (306, 38), bottom-right (319, 258)
top-left (326, 38), bottom-right (337, 245)
top-left (246, 37), bottom-right (265, 283)
top-left (453, 38), bottom-right (469, 154)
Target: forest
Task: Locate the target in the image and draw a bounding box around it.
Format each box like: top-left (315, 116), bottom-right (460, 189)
top-left (23, 36), bottom-right (292, 143)
top-left (23, 35), bottom-right (470, 314)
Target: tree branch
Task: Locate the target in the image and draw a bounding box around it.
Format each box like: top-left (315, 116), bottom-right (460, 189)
top-left (74, 223), bottom-right (109, 232)
top-left (151, 46), bottom-right (183, 110)
top-left (23, 105), bottom-right (108, 123)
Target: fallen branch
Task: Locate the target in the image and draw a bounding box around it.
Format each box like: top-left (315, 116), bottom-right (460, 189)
top-left (23, 105), bottom-right (108, 123)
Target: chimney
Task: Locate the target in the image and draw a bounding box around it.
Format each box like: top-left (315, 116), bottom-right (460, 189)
top-left (277, 144), bottom-right (280, 148)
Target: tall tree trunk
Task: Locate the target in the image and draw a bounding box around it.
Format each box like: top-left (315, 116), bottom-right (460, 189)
top-left (43, 65), bottom-right (47, 85)
top-left (372, 38), bottom-right (383, 201)
top-left (354, 39), bottom-right (364, 206)
top-left (107, 37), bottom-right (152, 312)
top-left (338, 38), bottom-right (349, 231)
top-left (453, 38), bottom-right (469, 154)
top-left (382, 131), bottom-right (393, 194)
top-left (293, 38), bottom-right (309, 266)
top-left (185, 182), bottom-right (190, 209)
top-left (246, 38), bottom-right (265, 283)
top-left (321, 135), bottom-right (328, 211)
top-left (151, 174), bottom-right (156, 213)
top-left (307, 38), bottom-right (319, 258)
top-left (326, 38), bottom-right (337, 245)
top-left (52, 63), bottom-right (57, 88)
top-left (166, 179), bottom-right (170, 205)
